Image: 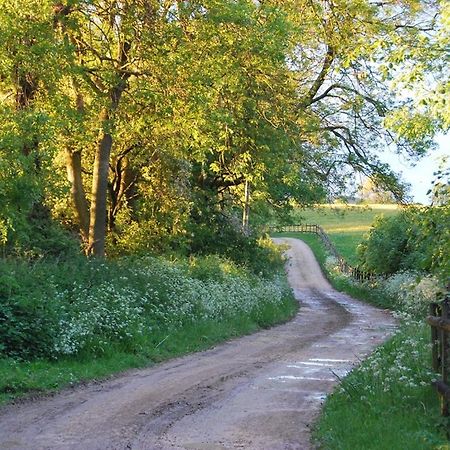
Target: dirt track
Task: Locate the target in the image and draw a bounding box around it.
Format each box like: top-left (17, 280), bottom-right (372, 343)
top-left (0, 238), bottom-right (395, 450)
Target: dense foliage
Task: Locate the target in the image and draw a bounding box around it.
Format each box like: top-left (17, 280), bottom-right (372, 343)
top-left (0, 248), bottom-right (294, 362)
top-left (357, 206), bottom-right (450, 281)
top-left (0, 0), bottom-right (447, 257)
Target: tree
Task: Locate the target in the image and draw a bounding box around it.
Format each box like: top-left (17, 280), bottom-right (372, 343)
top-left (357, 176), bottom-right (398, 204)
top-left (0, 0), bottom-right (447, 258)
top-left (0, 0), bottom-right (66, 254)
top-left (430, 161), bottom-right (450, 206)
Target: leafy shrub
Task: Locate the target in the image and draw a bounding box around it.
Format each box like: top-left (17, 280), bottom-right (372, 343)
top-left (357, 213), bottom-right (412, 274)
top-left (187, 255), bottom-right (241, 282)
top-left (358, 206), bottom-right (450, 281)
top-left (0, 297), bottom-right (58, 359)
top-left (187, 213), bottom-right (284, 277)
top-left (409, 205), bottom-right (450, 281)
top-left (0, 259), bottom-right (62, 359)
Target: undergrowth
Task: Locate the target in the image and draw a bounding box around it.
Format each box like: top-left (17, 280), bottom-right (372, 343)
top-left (0, 250), bottom-right (297, 404)
top-left (316, 322), bottom-right (446, 450)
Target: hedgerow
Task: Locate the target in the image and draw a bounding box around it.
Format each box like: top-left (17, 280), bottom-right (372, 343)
top-left (0, 254), bottom-right (294, 360)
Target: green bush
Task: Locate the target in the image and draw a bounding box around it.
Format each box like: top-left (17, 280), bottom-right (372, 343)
top-left (357, 213), bottom-right (411, 274)
top-left (0, 297), bottom-right (57, 359)
top-left (4, 209), bottom-right (80, 260)
top-left (0, 252), bottom-right (294, 361)
top-left (411, 205), bottom-right (450, 281)
top-left (357, 206), bottom-right (449, 280)
top-left (187, 214), bottom-right (284, 277)
top-left (187, 255), bottom-right (241, 282)
top-left (0, 264), bottom-right (60, 359)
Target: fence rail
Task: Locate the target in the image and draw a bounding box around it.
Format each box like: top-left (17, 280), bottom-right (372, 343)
top-left (428, 299), bottom-right (450, 418)
top-left (268, 223), bottom-right (375, 283)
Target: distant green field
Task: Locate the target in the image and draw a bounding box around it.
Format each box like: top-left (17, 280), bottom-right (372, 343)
top-left (289, 204), bottom-right (400, 264)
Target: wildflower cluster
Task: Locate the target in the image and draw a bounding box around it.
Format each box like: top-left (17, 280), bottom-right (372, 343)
top-left (382, 271), bottom-right (446, 320)
top-left (356, 324), bottom-right (437, 400)
top-left (54, 282), bottom-right (147, 355)
top-left (321, 249), bottom-right (445, 406)
top-left (324, 256), bottom-right (340, 273)
top-left (324, 255), bottom-right (357, 286)
top-left (0, 255), bottom-right (293, 359)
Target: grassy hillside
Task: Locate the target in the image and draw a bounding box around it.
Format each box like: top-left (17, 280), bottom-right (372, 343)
top-left (290, 204), bottom-right (400, 264)
top-left (292, 204), bottom-right (399, 229)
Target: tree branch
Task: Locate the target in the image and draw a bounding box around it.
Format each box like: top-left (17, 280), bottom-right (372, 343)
top-left (309, 83), bottom-right (387, 116)
top-left (299, 44), bottom-right (335, 109)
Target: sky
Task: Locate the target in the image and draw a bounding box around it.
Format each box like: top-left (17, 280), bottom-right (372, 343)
top-left (381, 134), bottom-right (449, 205)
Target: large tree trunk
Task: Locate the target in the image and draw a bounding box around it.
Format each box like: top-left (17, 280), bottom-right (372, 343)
top-left (87, 38), bottom-right (131, 257)
top-left (65, 148), bottom-right (89, 243)
top-left (88, 109), bottom-right (113, 256)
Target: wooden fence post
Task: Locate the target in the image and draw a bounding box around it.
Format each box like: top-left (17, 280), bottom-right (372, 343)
top-left (441, 300), bottom-right (450, 417)
top-left (430, 303), bottom-right (440, 373)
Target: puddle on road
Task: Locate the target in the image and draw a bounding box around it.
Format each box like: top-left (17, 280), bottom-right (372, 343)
top-left (310, 358), bottom-right (351, 363)
top-left (266, 354), bottom-right (354, 388)
top-left (268, 375), bottom-right (336, 382)
top-left (307, 392), bottom-right (327, 401)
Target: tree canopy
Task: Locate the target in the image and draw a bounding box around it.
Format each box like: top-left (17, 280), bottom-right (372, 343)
top-left (0, 0), bottom-right (447, 256)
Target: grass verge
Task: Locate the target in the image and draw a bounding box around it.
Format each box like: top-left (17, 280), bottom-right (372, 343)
top-left (0, 302), bottom-right (297, 405)
top-left (314, 322), bottom-right (446, 449)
